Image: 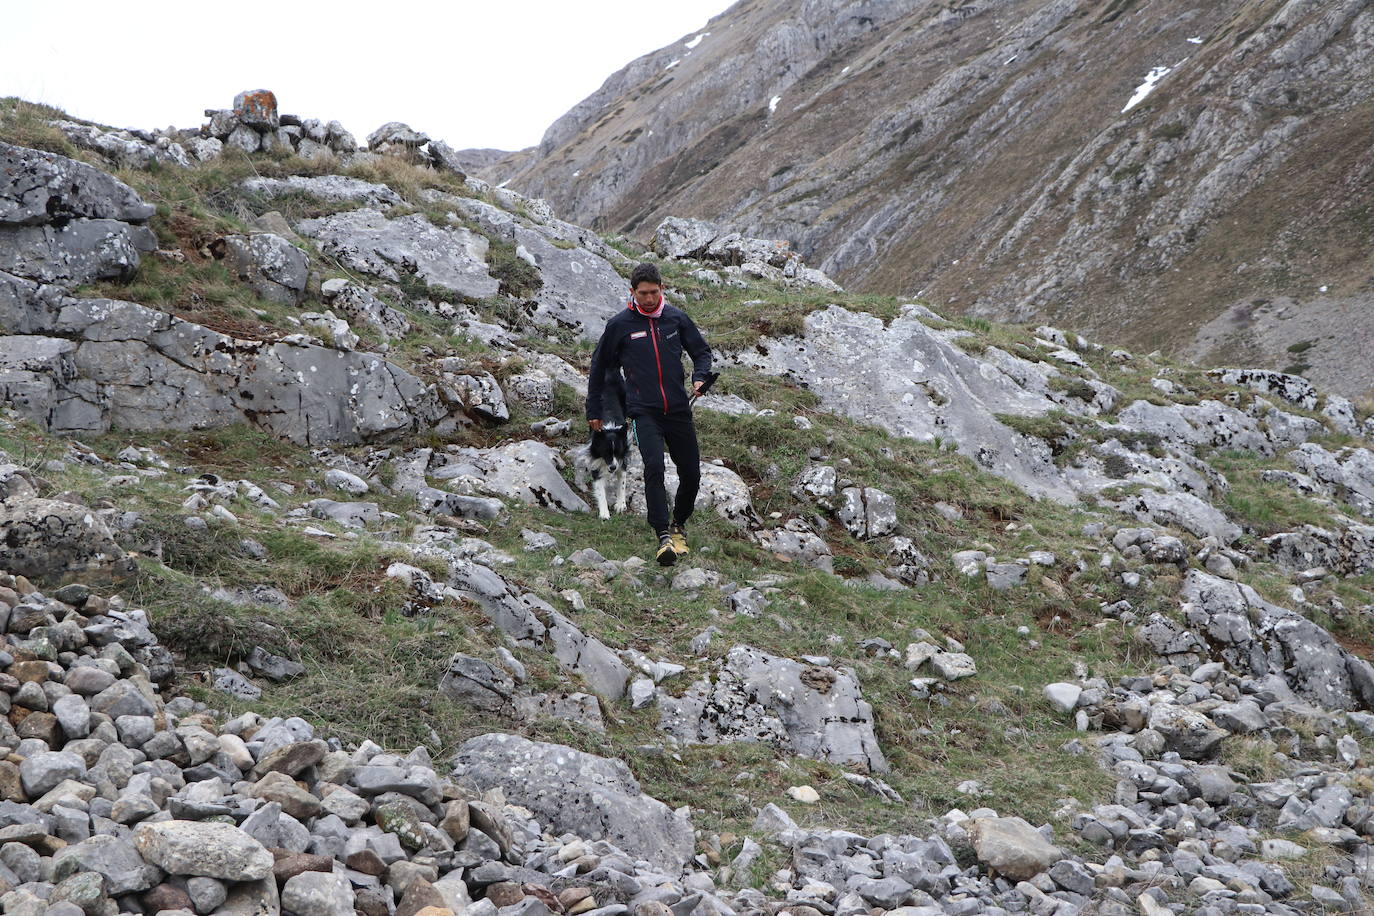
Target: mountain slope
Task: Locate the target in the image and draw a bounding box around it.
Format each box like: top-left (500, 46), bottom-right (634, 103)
top-left (499, 0), bottom-right (1374, 398)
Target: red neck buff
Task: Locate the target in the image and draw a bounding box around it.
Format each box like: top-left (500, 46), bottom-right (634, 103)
top-left (628, 293), bottom-right (665, 318)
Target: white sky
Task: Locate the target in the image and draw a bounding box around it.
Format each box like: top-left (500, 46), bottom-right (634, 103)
top-left (1, 0), bottom-right (732, 151)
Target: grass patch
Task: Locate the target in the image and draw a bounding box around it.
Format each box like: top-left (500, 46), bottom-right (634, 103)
top-left (1211, 449), bottom-right (1342, 537)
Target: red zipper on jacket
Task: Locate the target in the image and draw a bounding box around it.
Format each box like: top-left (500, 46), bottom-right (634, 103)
top-left (648, 317), bottom-right (669, 413)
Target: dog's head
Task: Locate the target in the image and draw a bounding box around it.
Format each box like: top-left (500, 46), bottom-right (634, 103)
top-left (589, 423), bottom-right (629, 471)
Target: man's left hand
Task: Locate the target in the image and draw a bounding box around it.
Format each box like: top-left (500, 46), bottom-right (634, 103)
top-left (692, 380), bottom-right (704, 393)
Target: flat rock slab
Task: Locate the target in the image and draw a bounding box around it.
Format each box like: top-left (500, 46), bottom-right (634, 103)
top-left (734, 306), bottom-right (1075, 502)
top-left (298, 208), bottom-right (499, 301)
top-left (242, 175), bottom-right (402, 208)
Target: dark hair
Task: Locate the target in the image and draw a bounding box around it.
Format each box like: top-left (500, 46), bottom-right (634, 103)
top-left (630, 262), bottom-right (663, 289)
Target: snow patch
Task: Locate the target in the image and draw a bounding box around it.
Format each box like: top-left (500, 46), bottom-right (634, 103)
top-left (685, 32), bottom-right (710, 49)
top-left (841, 66), bottom-right (851, 74)
top-left (665, 58), bottom-right (681, 71)
top-left (1122, 64), bottom-right (1179, 113)
top-left (1004, 55), bottom-right (1018, 65)
top-left (572, 170), bottom-right (580, 178)
top-left (1186, 36), bottom-right (1203, 44)
top-left (769, 95), bottom-right (782, 114)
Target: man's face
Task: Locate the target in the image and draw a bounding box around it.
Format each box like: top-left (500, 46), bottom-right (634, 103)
top-left (631, 281), bottom-right (662, 309)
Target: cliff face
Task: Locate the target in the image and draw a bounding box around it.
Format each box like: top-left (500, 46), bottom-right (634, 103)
top-left (499, 0), bottom-right (1374, 398)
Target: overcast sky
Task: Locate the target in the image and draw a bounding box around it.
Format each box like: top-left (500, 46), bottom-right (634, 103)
top-left (2, 0), bottom-right (732, 151)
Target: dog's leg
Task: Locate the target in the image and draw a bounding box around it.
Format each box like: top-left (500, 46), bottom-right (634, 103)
top-left (593, 474), bottom-right (610, 520)
top-left (613, 469), bottom-right (628, 513)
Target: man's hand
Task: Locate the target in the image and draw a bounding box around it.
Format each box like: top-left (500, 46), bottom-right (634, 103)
top-left (589, 419), bottom-right (603, 432)
top-left (692, 380), bottom-right (704, 394)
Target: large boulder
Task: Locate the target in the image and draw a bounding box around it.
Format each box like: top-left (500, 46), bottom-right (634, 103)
top-left (1113, 488), bottom-right (1242, 544)
top-left (0, 142), bottom-right (157, 286)
top-left (1209, 368), bottom-right (1318, 410)
top-left (659, 645), bottom-right (888, 772)
top-left (453, 733), bottom-right (693, 872)
top-left (210, 233), bottom-right (309, 306)
top-left (447, 441), bottom-right (588, 512)
top-left (1179, 569), bottom-right (1374, 711)
top-left (0, 141), bottom-right (155, 224)
top-left (652, 217), bottom-right (720, 260)
top-left (967, 817), bottom-right (1061, 881)
top-left (0, 271), bottom-right (445, 445)
top-left (0, 484), bottom-right (136, 586)
top-left (735, 305), bottom-right (1075, 501)
top-left (0, 219), bottom-right (156, 285)
top-left (297, 209), bottom-right (499, 301)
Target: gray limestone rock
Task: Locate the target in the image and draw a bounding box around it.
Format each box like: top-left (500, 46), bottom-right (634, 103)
top-left (298, 208), bottom-right (499, 301)
top-left (0, 495), bottom-right (135, 586)
top-left (454, 733), bottom-right (693, 872)
top-left (1210, 368), bottom-right (1318, 410)
top-left (281, 871), bottom-right (355, 916)
top-left (442, 368), bottom-right (509, 422)
top-left (985, 562), bottom-right (1027, 591)
top-left (760, 519), bottom-right (834, 572)
top-left (210, 233), bottom-right (309, 307)
top-left (438, 655), bottom-right (516, 712)
top-left (735, 306), bottom-right (1076, 501)
top-left (320, 280), bottom-right (412, 338)
top-left (425, 140), bottom-right (469, 178)
top-left (20, 751), bottom-right (86, 797)
top-left (455, 441), bottom-right (589, 512)
top-left (0, 219), bottom-right (156, 286)
top-left (0, 272), bottom-right (445, 445)
top-left (367, 122), bottom-right (429, 151)
top-left (1147, 703), bottom-right (1226, 760)
top-left (837, 487), bottom-right (897, 539)
top-left (652, 217), bottom-right (720, 260)
top-left (53, 835), bottom-right (161, 895)
top-left (1, 141), bottom-right (155, 225)
top-left (658, 645), bottom-right (888, 772)
top-left (967, 817), bottom-right (1061, 881)
top-left (514, 226), bottom-right (628, 338)
top-left (1182, 569), bottom-right (1374, 710)
top-left (1114, 488), bottom-right (1242, 544)
top-left (242, 175), bottom-right (402, 208)
top-left (52, 120), bottom-right (189, 170)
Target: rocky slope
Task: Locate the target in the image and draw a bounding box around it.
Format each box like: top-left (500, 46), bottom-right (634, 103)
top-left (494, 0), bottom-right (1374, 399)
top-left (1, 93), bottom-right (1374, 915)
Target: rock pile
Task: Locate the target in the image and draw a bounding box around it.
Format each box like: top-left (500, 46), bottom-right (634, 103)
top-left (0, 568), bottom-right (760, 916)
top-left (202, 90), bottom-right (359, 161)
top-left (651, 218), bottom-right (841, 291)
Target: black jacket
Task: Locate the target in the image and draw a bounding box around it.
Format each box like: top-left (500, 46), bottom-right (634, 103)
top-left (586, 302), bottom-right (713, 419)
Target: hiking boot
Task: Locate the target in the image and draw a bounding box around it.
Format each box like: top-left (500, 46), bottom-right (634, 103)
top-left (656, 533), bottom-right (678, 567)
top-left (669, 524), bottom-right (689, 558)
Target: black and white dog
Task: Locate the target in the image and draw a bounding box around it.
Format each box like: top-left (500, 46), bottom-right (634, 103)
top-left (588, 367), bottom-right (630, 520)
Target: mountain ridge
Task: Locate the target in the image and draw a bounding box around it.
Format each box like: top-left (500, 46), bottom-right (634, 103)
top-left (495, 0), bottom-right (1374, 399)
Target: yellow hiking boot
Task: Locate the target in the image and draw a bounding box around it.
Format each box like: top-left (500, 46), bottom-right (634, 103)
top-left (656, 533), bottom-right (678, 567)
top-left (669, 524), bottom-right (689, 558)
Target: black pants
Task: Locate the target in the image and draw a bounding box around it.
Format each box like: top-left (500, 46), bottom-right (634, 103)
top-left (633, 410), bottom-right (700, 535)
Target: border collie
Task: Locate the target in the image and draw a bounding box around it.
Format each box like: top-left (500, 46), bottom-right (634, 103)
top-left (589, 367), bottom-right (630, 520)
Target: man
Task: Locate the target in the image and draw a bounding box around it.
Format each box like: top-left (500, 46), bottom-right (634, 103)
top-left (586, 262), bottom-right (713, 566)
